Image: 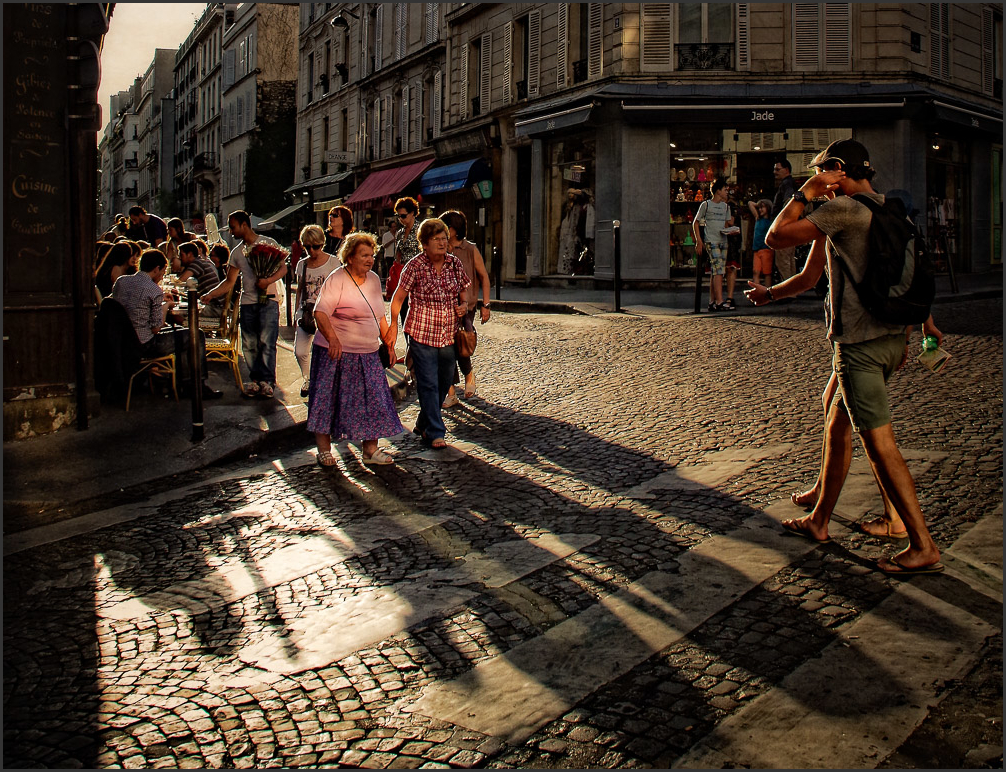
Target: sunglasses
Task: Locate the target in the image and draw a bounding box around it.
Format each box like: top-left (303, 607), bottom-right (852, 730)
top-left (306, 243), bottom-right (324, 250)
top-left (397, 213), bottom-right (410, 220)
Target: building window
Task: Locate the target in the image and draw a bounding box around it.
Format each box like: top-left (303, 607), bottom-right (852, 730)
top-left (424, 3), bottom-right (439, 44)
top-left (476, 32), bottom-right (492, 116)
top-left (372, 4), bottom-right (384, 72)
top-left (793, 3), bottom-right (851, 71)
top-left (395, 3), bottom-right (407, 61)
top-left (929, 4), bottom-right (951, 80)
top-left (587, 3), bottom-right (603, 79)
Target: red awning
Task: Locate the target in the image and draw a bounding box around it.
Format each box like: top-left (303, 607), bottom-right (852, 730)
top-left (345, 159), bottom-right (435, 210)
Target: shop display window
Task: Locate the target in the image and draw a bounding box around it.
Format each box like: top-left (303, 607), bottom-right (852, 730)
top-left (547, 133), bottom-right (596, 275)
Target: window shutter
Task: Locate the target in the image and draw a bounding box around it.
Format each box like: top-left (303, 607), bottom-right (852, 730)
top-left (641, 4), bottom-right (672, 72)
top-left (245, 89), bottom-right (253, 129)
top-left (736, 3), bottom-right (750, 70)
top-left (361, 11), bottom-right (369, 76)
top-left (528, 9), bottom-right (541, 97)
top-left (981, 6), bottom-right (994, 95)
top-left (384, 94), bottom-right (393, 155)
top-left (587, 3), bottom-right (603, 78)
top-left (557, 3), bottom-right (569, 88)
top-left (425, 3), bottom-right (439, 44)
top-left (929, 4), bottom-right (950, 80)
top-left (223, 49), bottom-right (235, 90)
top-left (401, 87), bottom-right (409, 152)
top-left (236, 95), bottom-right (243, 134)
top-left (503, 21), bottom-right (513, 105)
top-left (374, 4), bottom-right (384, 72)
top-left (372, 98), bottom-right (380, 158)
top-left (412, 81), bottom-right (423, 150)
top-left (395, 3), bottom-right (407, 61)
top-left (433, 69), bottom-right (443, 138)
top-left (823, 4), bottom-right (851, 68)
top-left (479, 32), bottom-right (492, 114)
top-left (793, 3), bottom-right (820, 70)
top-left (460, 43), bottom-right (469, 120)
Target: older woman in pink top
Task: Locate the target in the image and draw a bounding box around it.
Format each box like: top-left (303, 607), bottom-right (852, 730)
top-left (309, 232), bottom-right (404, 467)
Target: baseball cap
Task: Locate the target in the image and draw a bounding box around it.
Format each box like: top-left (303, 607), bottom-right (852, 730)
top-left (810, 138), bottom-right (870, 170)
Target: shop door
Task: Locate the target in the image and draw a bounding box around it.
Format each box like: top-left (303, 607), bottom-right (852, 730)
top-left (516, 147), bottom-right (531, 276)
top-left (927, 158), bottom-right (971, 274)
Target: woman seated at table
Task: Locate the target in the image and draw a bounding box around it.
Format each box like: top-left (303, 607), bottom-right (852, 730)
top-left (94, 241), bottom-right (136, 300)
top-left (308, 232), bottom-right (404, 467)
top-left (389, 218), bottom-right (470, 449)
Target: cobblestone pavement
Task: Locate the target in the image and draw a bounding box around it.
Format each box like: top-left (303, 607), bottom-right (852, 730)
top-left (4, 299), bottom-right (1002, 769)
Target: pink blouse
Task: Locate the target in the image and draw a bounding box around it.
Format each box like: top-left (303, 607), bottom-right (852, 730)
top-left (313, 267), bottom-right (386, 353)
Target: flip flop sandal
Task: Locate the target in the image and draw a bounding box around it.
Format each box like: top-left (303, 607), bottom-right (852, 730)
top-left (430, 438), bottom-right (448, 450)
top-left (876, 557), bottom-right (945, 575)
top-left (781, 519), bottom-right (832, 544)
top-left (362, 449), bottom-right (394, 465)
top-left (857, 517), bottom-right (909, 541)
top-left (317, 450), bottom-right (338, 467)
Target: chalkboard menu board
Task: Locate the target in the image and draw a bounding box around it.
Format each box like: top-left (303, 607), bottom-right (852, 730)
top-left (4, 4), bottom-right (70, 296)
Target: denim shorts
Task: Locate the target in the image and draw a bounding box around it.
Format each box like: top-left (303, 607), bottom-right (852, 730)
top-left (831, 333), bottom-right (906, 432)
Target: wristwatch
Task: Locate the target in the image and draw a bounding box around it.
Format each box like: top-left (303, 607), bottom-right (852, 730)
top-left (765, 287), bottom-right (775, 302)
top-left (792, 190), bottom-right (809, 205)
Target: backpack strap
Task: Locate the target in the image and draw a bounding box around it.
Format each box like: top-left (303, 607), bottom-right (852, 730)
top-left (828, 195), bottom-right (876, 338)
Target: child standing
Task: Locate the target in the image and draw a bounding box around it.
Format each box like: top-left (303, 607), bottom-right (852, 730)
top-left (747, 198), bottom-right (774, 288)
top-left (692, 179), bottom-right (735, 312)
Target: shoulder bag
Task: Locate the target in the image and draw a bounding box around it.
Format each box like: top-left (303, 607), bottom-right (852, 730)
top-left (349, 273), bottom-right (393, 368)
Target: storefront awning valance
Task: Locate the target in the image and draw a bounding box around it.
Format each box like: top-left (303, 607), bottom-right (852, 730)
top-left (419, 158), bottom-right (491, 196)
top-left (514, 104), bottom-right (593, 137)
top-left (345, 159), bottom-right (435, 209)
top-left (930, 100), bottom-right (1003, 134)
top-left (257, 201), bottom-right (308, 231)
top-left (284, 171), bottom-right (353, 196)
top-left (621, 100), bottom-right (907, 126)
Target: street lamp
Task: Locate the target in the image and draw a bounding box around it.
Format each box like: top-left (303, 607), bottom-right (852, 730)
top-left (330, 8), bottom-right (359, 30)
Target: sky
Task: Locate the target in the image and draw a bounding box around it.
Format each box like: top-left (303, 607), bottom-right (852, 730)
top-left (98, 3), bottom-right (207, 120)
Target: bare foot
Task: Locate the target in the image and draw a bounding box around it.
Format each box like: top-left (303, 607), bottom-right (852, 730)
top-left (790, 488), bottom-right (819, 508)
top-left (781, 516), bottom-right (831, 543)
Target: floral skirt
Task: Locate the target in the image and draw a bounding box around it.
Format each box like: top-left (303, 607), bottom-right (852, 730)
top-left (306, 345), bottom-right (405, 441)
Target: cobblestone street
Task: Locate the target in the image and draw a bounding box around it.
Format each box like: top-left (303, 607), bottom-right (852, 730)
top-left (4, 299), bottom-right (1002, 769)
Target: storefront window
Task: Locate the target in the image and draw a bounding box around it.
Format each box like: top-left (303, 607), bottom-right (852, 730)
top-left (547, 133), bottom-right (596, 275)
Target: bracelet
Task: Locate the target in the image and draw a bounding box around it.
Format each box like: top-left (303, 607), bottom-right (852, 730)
top-left (765, 287), bottom-right (775, 302)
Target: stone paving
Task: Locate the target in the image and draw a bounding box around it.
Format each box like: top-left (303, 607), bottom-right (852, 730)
top-left (4, 299), bottom-right (1002, 769)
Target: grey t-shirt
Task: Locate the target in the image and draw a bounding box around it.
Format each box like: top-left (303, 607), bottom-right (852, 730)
top-left (230, 235), bottom-right (282, 306)
top-left (805, 193), bottom-right (907, 344)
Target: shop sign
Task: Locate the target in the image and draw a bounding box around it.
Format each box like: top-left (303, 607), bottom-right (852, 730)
top-left (563, 168), bottom-right (583, 182)
top-left (325, 151), bottom-right (355, 164)
top-left (433, 130), bottom-right (486, 159)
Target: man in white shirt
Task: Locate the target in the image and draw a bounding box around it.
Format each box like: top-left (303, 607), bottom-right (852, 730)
top-left (201, 210), bottom-right (287, 398)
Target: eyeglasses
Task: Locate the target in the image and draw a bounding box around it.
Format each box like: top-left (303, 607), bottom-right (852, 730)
top-left (397, 213), bottom-right (410, 220)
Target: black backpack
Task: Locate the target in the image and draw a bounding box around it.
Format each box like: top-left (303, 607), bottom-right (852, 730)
top-left (832, 194), bottom-right (935, 331)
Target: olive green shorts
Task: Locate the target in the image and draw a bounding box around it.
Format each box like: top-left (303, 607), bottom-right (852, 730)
top-left (831, 333), bottom-right (906, 432)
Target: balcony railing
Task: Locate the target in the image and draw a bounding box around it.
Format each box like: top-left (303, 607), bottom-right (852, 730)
top-left (123, 186), bottom-right (138, 198)
top-left (675, 43), bottom-right (734, 71)
top-left (194, 152), bottom-right (217, 171)
top-left (124, 158), bottom-right (139, 169)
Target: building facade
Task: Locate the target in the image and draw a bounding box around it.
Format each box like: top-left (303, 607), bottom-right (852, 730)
top-left (295, 3), bottom-right (1001, 283)
top-left (135, 49), bottom-right (176, 215)
top-left (219, 2), bottom-right (299, 225)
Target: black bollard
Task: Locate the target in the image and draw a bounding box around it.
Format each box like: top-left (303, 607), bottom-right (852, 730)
top-left (613, 220), bottom-right (622, 313)
top-left (693, 245), bottom-right (703, 314)
top-left (187, 279), bottom-right (204, 442)
top-left (493, 246), bottom-right (501, 301)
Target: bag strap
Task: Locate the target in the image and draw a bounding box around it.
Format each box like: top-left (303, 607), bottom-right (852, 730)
top-left (348, 272), bottom-right (384, 337)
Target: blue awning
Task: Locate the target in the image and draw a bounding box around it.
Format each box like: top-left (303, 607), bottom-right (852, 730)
top-left (419, 158), bottom-right (490, 196)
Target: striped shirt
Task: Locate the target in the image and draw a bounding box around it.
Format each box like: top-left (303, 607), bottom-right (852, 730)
top-left (110, 270), bottom-right (164, 345)
top-left (180, 256), bottom-right (220, 297)
top-left (399, 252), bottom-right (470, 348)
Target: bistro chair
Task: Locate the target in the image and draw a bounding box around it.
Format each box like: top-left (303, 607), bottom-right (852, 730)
top-left (126, 353), bottom-right (178, 411)
top-left (205, 294), bottom-right (244, 393)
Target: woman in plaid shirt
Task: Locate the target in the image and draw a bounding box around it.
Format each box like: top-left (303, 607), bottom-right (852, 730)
top-left (388, 218), bottom-right (470, 450)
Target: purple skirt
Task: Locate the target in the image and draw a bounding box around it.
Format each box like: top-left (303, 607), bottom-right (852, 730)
top-left (306, 344), bottom-right (405, 441)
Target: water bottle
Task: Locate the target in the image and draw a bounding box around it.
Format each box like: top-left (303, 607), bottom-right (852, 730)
top-left (922, 335), bottom-right (939, 352)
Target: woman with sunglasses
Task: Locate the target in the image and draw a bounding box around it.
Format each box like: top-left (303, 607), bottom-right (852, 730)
top-left (325, 205), bottom-right (354, 256)
top-left (294, 224), bottom-right (341, 397)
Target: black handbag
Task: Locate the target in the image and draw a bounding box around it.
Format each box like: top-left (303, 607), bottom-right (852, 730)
top-left (298, 302), bottom-right (316, 334)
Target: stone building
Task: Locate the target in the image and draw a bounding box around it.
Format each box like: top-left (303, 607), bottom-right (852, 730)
top-left (219, 2), bottom-right (299, 225)
top-left (135, 49), bottom-right (176, 216)
top-left (174, 3), bottom-right (225, 234)
top-left (297, 3), bottom-right (1001, 283)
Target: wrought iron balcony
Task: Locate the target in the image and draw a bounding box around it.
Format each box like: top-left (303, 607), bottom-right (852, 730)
top-left (193, 152), bottom-right (217, 171)
top-left (676, 43), bottom-right (734, 71)
top-left (124, 158), bottom-right (138, 169)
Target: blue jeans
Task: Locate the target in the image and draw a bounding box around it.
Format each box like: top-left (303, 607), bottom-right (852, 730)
top-left (409, 341), bottom-right (457, 441)
top-left (240, 301), bottom-right (279, 384)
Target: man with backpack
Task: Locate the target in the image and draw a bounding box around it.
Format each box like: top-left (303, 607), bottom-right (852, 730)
top-left (744, 139), bottom-right (942, 575)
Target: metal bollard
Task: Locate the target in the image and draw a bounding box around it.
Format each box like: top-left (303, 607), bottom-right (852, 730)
top-left (613, 220), bottom-right (622, 313)
top-left (693, 245), bottom-right (704, 314)
top-left (187, 278), bottom-right (204, 442)
top-left (493, 246), bottom-right (501, 301)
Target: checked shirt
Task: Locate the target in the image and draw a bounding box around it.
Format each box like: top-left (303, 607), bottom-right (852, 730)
top-left (399, 252), bottom-right (470, 348)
